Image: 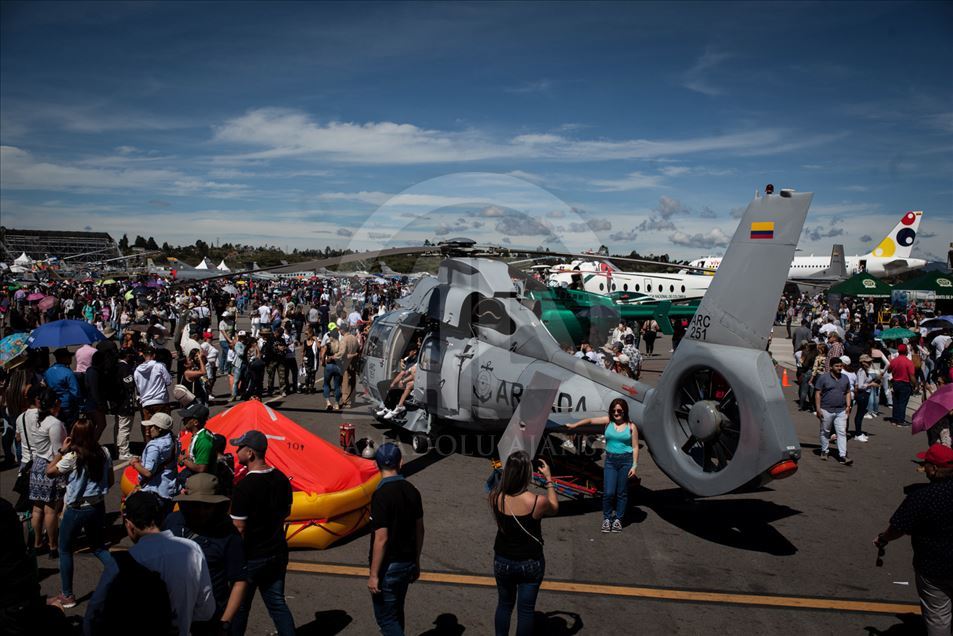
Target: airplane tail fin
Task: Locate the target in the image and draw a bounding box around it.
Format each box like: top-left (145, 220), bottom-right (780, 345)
top-left (828, 244), bottom-right (846, 279)
top-left (867, 211), bottom-right (922, 259)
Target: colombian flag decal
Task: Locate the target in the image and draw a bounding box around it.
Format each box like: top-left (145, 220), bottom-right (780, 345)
top-left (750, 221), bottom-right (775, 240)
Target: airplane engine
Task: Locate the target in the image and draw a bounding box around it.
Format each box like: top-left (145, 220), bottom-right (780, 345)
top-left (641, 339), bottom-right (800, 497)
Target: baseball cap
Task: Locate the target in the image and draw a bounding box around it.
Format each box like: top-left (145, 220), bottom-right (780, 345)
top-left (53, 347), bottom-right (73, 358)
top-left (141, 412), bottom-right (173, 430)
top-left (178, 402), bottom-right (210, 423)
top-left (839, 355), bottom-right (851, 366)
top-left (375, 442), bottom-right (402, 469)
top-left (898, 344), bottom-right (908, 353)
top-left (859, 354), bottom-right (873, 363)
top-left (916, 443), bottom-right (953, 467)
top-left (230, 429), bottom-right (268, 453)
top-left (175, 473), bottom-right (229, 504)
top-left (328, 321), bottom-right (338, 331)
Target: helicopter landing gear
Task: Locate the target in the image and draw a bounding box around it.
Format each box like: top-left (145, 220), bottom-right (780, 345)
top-left (411, 432), bottom-right (431, 454)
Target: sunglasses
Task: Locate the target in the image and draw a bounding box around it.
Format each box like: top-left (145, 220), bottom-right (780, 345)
top-left (611, 409), bottom-right (625, 414)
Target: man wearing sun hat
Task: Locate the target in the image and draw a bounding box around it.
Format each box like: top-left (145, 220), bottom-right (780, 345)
top-left (164, 473), bottom-right (248, 635)
top-left (875, 443), bottom-right (953, 635)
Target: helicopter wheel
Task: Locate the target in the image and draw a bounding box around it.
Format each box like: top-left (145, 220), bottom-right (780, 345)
top-left (672, 367), bottom-right (741, 474)
top-left (411, 433), bottom-right (431, 454)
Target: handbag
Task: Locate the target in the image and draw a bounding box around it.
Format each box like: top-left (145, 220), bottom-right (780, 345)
top-left (12, 413), bottom-right (34, 495)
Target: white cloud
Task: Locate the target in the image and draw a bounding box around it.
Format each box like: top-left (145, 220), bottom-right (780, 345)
top-left (212, 108), bottom-right (825, 165)
top-left (0, 145), bottom-right (180, 191)
top-left (698, 206), bottom-right (717, 218)
top-left (504, 79), bottom-right (553, 94)
top-left (568, 218), bottom-right (612, 233)
top-left (317, 191), bottom-right (392, 205)
top-left (588, 171), bottom-right (665, 192)
top-left (681, 47), bottom-right (732, 96)
top-left (670, 228), bottom-right (731, 249)
top-left (609, 228), bottom-right (638, 241)
top-left (654, 195), bottom-right (693, 219)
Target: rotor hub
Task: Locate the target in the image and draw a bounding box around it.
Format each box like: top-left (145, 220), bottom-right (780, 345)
top-left (687, 400), bottom-right (724, 442)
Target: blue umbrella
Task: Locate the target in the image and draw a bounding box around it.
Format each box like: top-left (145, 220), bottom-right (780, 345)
top-left (28, 319), bottom-right (105, 348)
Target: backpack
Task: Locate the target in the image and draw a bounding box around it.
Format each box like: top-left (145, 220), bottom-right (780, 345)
top-left (92, 551), bottom-right (173, 636)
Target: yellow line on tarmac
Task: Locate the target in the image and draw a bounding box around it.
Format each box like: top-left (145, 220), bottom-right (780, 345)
top-left (286, 561), bottom-right (920, 616)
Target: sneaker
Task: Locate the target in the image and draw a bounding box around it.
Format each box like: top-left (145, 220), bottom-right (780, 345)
top-left (383, 406), bottom-right (405, 420)
top-left (611, 519), bottom-right (623, 533)
top-left (835, 455), bottom-right (853, 466)
top-left (601, 519), bottom-right (611, 533)
top-left (48, 593), bottom-right (76, 609)
top-left (375, 405), bottom-right (389, 417)
top-left (820, 450), bottom-right (829, 461)
top-left (863, 413), bottom-right (874, 420)
top-left (855, 434), bottom-right (869, 442)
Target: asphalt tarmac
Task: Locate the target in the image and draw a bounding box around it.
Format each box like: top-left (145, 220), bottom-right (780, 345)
top-left (1, 332), bottom-right (932, 635)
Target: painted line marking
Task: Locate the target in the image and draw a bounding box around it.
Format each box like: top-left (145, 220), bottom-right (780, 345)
top-left (286, 561), bottom-right (920, 616)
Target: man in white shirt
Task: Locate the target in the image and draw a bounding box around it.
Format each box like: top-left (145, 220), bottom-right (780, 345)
top-left (84, 490), bottom-right (215, 636)
top-left (933, 332), bottom-right (952, 358)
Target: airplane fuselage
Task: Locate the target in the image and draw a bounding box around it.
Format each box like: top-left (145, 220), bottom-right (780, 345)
top-left (548, 261), bottom-right (712, 301)
top-left (691, 255), bottom-right (927, 278)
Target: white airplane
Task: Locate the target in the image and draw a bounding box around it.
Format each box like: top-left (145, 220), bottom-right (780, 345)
top-left (547, 259), bottom-right (713, 301)
top-left (690, 210), bottom-right (927, 278)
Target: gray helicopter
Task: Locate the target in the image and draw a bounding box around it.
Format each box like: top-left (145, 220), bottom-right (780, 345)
top-left (360, 187), bottom-right (813, 497)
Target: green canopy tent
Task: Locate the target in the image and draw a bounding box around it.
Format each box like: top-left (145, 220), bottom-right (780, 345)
top-left (827, 272), bottom-right (892, 298)
top-left (892, 271), bottom-right (953, 300)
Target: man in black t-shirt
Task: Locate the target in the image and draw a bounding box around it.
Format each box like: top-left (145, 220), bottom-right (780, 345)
top-left (368, 443), bottom-right (424, 636)
top-left (228, 430), bottom-right (295, 636)
top-left (875, 444), bottom-right (953, 636)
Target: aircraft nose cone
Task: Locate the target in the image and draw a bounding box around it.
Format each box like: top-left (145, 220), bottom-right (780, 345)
top-left (688, 400), bottom-right (725, 442)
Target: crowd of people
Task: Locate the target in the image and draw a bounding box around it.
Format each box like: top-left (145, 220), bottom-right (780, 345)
top-left (0, 272), bottom-right (951, 634)
top-left (780, 292), bottom-right (953, 466)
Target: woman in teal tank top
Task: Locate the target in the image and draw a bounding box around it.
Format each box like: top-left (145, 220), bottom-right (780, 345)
top-left (567, 398), bottom-right (639, 533)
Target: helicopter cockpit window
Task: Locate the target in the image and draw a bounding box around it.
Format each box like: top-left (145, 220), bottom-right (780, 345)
top-left (365, 324), bottom-right (393, 359)
top-left (472, 298), bottom-right (516, 335)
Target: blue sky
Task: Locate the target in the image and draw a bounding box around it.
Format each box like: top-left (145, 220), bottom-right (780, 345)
top-left (1, 1), bottom-right (951, 261)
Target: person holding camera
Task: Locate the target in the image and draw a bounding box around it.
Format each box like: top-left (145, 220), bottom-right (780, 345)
top-left (489, 451), bottom-right (559, 636)
top-left (45, 417), bottom-right (116, 608)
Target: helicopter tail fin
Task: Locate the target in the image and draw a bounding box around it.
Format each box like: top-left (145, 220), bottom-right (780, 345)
top-left (685, 189), bottom-right (813, 351)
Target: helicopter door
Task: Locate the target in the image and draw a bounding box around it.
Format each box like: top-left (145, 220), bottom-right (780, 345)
top-left (418, 334), bottom-right (468, 419)
top-left (363, 322), bottom-right (394, 400)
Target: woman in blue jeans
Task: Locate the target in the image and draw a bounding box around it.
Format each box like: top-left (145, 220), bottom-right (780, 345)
top-left (489, 451), bottom-right (559, 636)
top-left (45, 417), bottom-right (116, 608)
top-left (568, 398), bottom-right (639, 532)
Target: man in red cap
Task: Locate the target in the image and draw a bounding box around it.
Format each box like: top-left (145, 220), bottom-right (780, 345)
top-left (887, 343), bottom-right (916, 425)
top-left (875, 443), bottom-right (953, 636)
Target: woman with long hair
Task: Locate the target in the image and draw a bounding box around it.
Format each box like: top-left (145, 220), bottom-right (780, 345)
top-left (567, 397), bottom-right (640, 533)
top-left (45, 417), bottom-right (115, 608)
top-left (23, 387), bottom-right (68, 556)
top-left (489, 451), bottom-right (558, 636)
